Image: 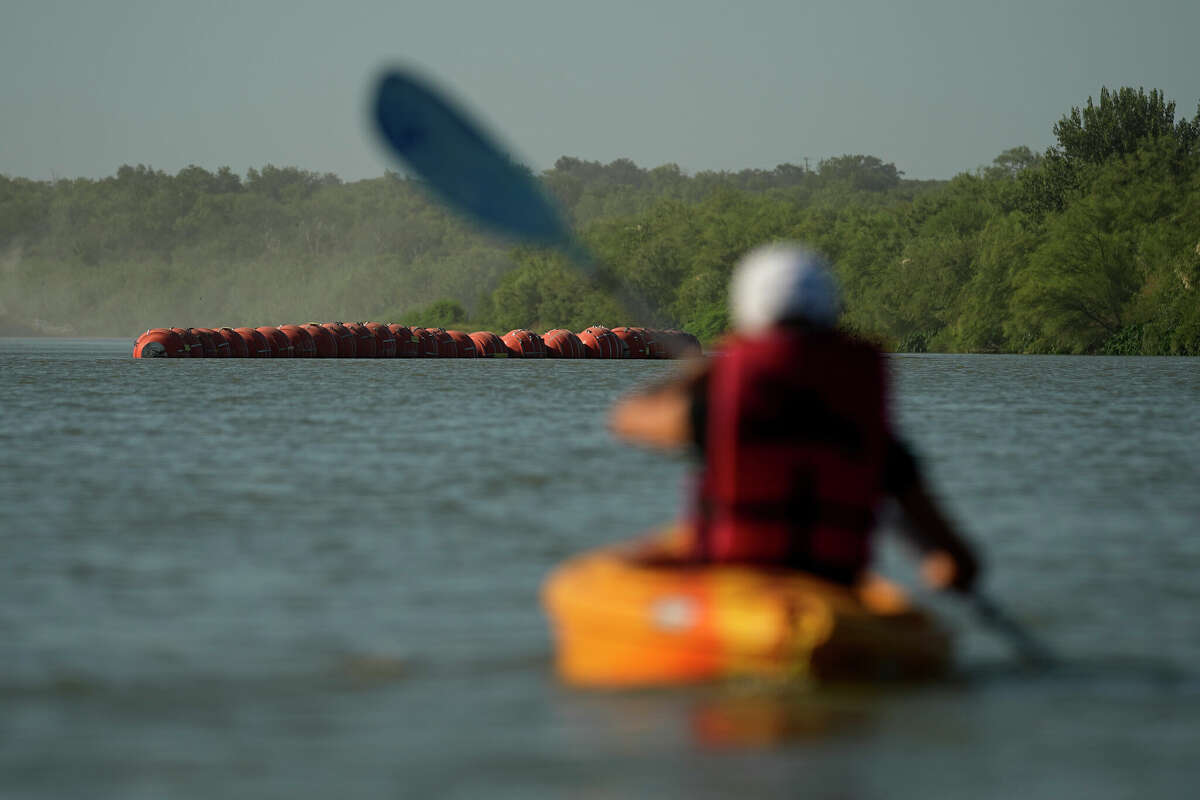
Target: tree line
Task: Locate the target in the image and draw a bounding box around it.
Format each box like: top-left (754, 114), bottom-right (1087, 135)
top-left (2, 86), bottom-right (1197, 353)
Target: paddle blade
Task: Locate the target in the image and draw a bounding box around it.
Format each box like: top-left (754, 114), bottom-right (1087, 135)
top-left (373, 69), bottom-right (571, 247)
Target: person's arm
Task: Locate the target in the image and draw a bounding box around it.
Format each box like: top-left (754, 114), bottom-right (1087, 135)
top-left (607, 357), bottom-right (710, 450)
top-left (886, 440), bottom-right (982, 593)
top-left (898, 479), bottom-right (981, 592)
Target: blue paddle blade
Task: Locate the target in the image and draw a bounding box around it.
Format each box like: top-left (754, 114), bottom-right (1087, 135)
top-left (373, 69), bottom-right (572, 247)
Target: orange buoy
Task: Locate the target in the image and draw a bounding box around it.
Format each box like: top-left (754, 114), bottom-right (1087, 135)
top-left (468, 331), bottom-right (507, 358)
top-left (434, 328), bottom-right (459, 358)
top-left (422, 328), bottom-right (458, 358)
top-left (170, 327), bottom-right (206, 358)
top-left (217, 327), bottom-right (250, 357)
top-left (657, 329), bottom-right (701, 359)
top-left (632, 326), bottom-right (662, 357)
top-left (234, 327), bottom-right (273, 357)
top-left (411, 327), bottom-right (438, 357)
top-left (132, 328), bottom-right (186, 358)
top-left (278, 324), bottom-right (317, 357)
top-left (543, 329), bottom-right (587, 358)
top-left (502, 329), bottom-right (546, 358)
top-left (611, 327), bottom-right (649, 359)
top-left (578, 326), bottom-right (623, 358)
top-left (643, 329), bottom-right (669, 359)
top-left (342, 322), bottom-right (377, 357)
top-left (677, 331), bottom-right (703, 358)
top-left (301, 324), bottom-right (339, 357)
top-left (194, 328), bottom-right (230, 357)
top-left (364, 322), bottom-right (398, 357)
top-left (320, 322), bottom-right (357, 357)
top-left (387, 324), bottom-right (419, 357)
top-left (256, 326), bottom-right (294, 357)
top-left (188, 328), bottom-right (220, 357)
top-left (445, 330), bottom-right (478, 357)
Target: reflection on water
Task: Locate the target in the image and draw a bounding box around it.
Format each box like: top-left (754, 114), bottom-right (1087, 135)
top-left (689, 687), bottom-right (872, 748)
top-left (1, 340), bottom-right (1198, 799)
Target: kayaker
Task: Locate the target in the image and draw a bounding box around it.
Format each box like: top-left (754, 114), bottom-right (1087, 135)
top-left (609, 242), bottom-right (980, 596)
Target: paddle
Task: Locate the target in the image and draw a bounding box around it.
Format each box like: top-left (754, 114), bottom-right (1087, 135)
top-left (968, 591), bottom-right (1056, 669)
top-left (373, 70), bottom-right (573, 248)
top-left (372, 68), bottom-right (636, 311)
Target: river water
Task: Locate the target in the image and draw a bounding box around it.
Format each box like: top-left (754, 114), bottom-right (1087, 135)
top-left (2, 339), bottom-right (1198, 799)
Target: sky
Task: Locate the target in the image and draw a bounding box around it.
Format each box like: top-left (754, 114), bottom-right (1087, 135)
top-left (2, 0), bottom-right (1198, 183)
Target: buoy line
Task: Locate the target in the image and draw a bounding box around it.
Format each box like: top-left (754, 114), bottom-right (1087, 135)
top-left (132, 324), bottom-right (701, 359)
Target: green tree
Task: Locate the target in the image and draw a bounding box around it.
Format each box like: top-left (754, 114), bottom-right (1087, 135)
top-left (1022, 87), bottom-right (1200, 218)
top-left (1053, 86), bottom-right (1199, 165)
top-left (983, 146), bottom-right (1043, 179)
top-left (484, 249), bottom-right (622, 333)
top-left (953, 215), bottom-right (1036, 352)
top-left (403, 298), bottom-right (470, 329)
top-left (1011, 195), bottom-right (1140, 352)
top-left (818, 155), bottom-right (903, 192)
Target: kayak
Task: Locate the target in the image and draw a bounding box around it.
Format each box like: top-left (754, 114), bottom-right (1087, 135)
top-left (542, 528), bottom-right (953, 687)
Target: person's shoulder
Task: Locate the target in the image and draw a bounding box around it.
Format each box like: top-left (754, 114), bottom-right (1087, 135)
top-left (709, 331), bottom-right (768, 361)
top-left (798, 329), bottom-right (886, 382)
top-left (787, 326), bottom-right (881, 356)
top-left (714, 327), bottom-right (882, 369)
top-left (835, 331), bottom-right (885, 359)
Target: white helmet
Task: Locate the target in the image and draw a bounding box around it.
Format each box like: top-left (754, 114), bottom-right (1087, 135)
top-left (729, 242), bottom-right (840, 334)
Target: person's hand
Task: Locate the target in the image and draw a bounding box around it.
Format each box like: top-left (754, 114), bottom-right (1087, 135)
top-left (921, 549), bottom-right (978, 593)
top-left (608, 360), bottom-right (710, 450)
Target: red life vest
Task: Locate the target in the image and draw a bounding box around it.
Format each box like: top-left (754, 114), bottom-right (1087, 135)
top-left (693, 327), bottom-right (892, 583)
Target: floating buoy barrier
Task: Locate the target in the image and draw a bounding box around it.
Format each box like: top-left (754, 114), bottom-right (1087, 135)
top-left (234, 327), bottom-right (273, 357)
top-left (364, 322), bottom-right (398, 357)
top-left (168, 327), bottom-right (204, 358)
top-left (421, 328), bottom-right (458, 358)
top-left (132, 328), bottom-right (186, 358)
top-left (388, 324), bottom-right (420, 358)
top-left (341, 322), bottom-right (375, 357)
top-left (445, 330), bottom-right (478, 358)
top-left (578, 326), bottom-right (623, 359)
top-left (255, 326), bottom-right (292, 357)
top-left (469, 330), bottom-right (507, 358)
top-left (200, 328), bottom-right (231, 357)
top-left (664, 330), bottom-right (703, 359)
top-left (133, 322), bottom-right (703, 359)
top-left (188, 328), bottom-right (218, 357)
top-left (502, 329), bottom-right (546, 358)
top-left (644, 329), bottom-right (668, 359)
top-left (302, 324), bottom-right (338, 357)
top-left (543, 329), bottom-right (587, 359)
top-left (278, 325), bottom-right (316, 357)
top-left (409, 327), bottom-right (435, 357)
top-left (321, 322), bottom-right (357, 357)
top-left (217, 327), bottom-right (250, 357)
top-left (611, 326), bottom-right (648, 359)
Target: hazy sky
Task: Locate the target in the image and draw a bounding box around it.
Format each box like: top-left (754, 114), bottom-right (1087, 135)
top-left (3, 0), bottom-right (1198, 182)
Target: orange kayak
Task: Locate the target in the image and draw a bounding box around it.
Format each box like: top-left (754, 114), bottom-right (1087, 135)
top-left (542, 531), bottom-right (953, 688)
